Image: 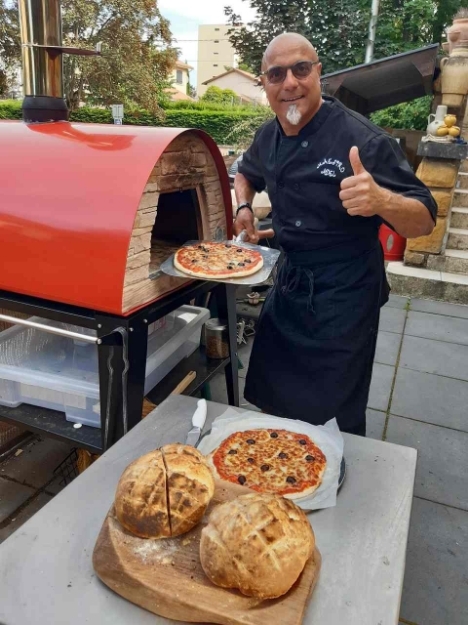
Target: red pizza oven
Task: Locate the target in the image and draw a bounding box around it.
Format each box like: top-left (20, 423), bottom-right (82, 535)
top-left (0, 122), bottom-right (232, 315)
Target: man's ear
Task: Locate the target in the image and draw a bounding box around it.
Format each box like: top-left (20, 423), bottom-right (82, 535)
top-left (316, 63), bottom-right (322, 78)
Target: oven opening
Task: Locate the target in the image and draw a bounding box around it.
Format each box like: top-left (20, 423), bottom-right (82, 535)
top-left (149, 189), bottom-right (202, 278)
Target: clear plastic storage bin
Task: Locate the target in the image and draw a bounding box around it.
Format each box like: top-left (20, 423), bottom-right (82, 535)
top-left (0, 306), bottom-right (210, 428)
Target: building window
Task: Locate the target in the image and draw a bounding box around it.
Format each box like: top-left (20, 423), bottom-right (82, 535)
top-left (176, 69), bottom-right (183, 84)
top-left (213, 64), bottom-right (218, 67)
top-left (214, 52), bottom-right (218, 55)
top-left (215, 27), bottom-right (220, 31)
top-left (214, 40), bottom-right (219, 43)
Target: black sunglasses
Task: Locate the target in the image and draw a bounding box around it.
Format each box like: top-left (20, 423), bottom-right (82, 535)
top-left (261, 60), bottom-right (320, 85)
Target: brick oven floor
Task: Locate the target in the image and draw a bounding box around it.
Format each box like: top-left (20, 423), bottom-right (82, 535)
top-left (1, 295), bottom-right (468, 624)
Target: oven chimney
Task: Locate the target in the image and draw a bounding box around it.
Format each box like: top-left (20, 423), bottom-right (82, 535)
top-left (18, 0), bottom-right (100, 123)
top-left (18, 0), bottom-right (68, 122)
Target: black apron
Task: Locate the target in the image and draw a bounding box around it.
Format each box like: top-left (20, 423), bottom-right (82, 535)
top-left (244, 241), bottom-right (389, 434)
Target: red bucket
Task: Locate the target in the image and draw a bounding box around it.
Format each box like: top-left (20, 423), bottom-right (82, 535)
top-left (379, 224), bottom-right (406, 261)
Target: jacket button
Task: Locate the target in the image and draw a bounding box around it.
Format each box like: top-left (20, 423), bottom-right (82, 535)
top-left (295, 220), bottom-right (302, 227)
top-left (301, 141), bottom-right (309, 148)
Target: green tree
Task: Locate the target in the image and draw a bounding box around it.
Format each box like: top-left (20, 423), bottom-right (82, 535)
top-left (0, 0), bottom-right (177, 112)
top-left (225, 0), bottom-right (468, 76)
top-left (0, 0), bottom-right (20, 95)
top-left (201, 85), bottom-right (241, 105)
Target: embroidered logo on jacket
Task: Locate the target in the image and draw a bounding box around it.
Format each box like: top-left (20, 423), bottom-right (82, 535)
top-left (317, 158), bottom-right (345, 178)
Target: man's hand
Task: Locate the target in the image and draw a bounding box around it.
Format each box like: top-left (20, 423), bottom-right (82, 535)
top-left (233, 208), bottom-right (274, 244)
top-left (339, 146), bottom-right (391, 217)
top-left (234, 207), bottom-right (258, 242)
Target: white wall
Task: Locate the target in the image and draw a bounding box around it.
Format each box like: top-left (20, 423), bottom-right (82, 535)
top-left (204, 72), bottom-right (267, 105)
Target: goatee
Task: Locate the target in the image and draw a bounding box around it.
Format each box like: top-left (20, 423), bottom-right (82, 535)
top-left (286, 104), bottom-right (302, 126)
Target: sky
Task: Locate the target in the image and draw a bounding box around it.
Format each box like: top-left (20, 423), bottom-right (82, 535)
top-left (158, 0), bottom-right (257, 85)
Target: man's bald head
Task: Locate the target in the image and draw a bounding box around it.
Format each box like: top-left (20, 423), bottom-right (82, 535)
top-left (262, 33), bottom-right (318, 70)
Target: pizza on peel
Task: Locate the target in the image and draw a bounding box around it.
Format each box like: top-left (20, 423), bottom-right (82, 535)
top-left (174, 242), bottom-right (263, 280)
top-left (206, 429), bottom-right (327, 500)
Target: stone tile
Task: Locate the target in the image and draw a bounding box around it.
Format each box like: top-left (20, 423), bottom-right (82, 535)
top-left (410, 298), bottom-right (468, 319)
top-left (366, 409), bottom-right (386, 440)
top-left (386, 416), bottom-right (468, 510)
top-left (0, 492), bottom-right (52, 544)
top-left (375, 331), bottom-right (401, 366)
top-left (207, 374), bottom-right (246, 405)
top-left (0, 477), bottom-right (35, 524)
top-left (237, 339), bottom-right (253, 379)
top-left (379, 307), bottom-right (407, 334)
top-left (391, 368), bottom-right (468, 432)
top-left (399, 497), bottom-right (468, 625)
top-left (368, 363), bottom-right (394, 412)
top-left (386, 294), bottom-right (410, 309)
top-left (405, 311), bottom-right (468, 346)
top-left (400, 335), bottom-right (468, 381)
top-left (0, 436), bottom-right (75, 489)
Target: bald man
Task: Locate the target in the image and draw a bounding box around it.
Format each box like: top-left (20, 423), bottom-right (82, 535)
top-left (233, 34), bottom-right (436, 435)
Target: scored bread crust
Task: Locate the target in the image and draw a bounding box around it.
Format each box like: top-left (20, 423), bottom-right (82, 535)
top-left (200, 493), bottom-right (315, 599)
top-left (163, 444), bottom-right (215, 537)
top-left (114, 444), bottom-right (215, 539)
top-left (114, 449), bottom-right (171, 539)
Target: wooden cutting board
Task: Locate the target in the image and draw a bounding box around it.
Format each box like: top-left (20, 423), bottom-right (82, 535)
top-left (92, 481), bottom-right (321, 625)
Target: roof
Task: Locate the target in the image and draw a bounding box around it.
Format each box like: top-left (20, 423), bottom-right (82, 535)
top-left (202, 68), bottom-right (259, 86)
top-left (321, 44), bottom-right (440, 115)
top-left (164, 87), bottom-right (195, 101)
top-left (175, 60), bottom-right (193, 71)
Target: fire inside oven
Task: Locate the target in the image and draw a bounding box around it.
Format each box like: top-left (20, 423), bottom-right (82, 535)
top-left (149, 189), bottom-right (202, 278)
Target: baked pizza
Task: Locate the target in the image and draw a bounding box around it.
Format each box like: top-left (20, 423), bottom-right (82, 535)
top-left (174, 242), bottom-right (263, 280)
top-left (206, 429), bottom-right (327, 499)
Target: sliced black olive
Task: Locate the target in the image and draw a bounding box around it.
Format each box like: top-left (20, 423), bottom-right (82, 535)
top-left (278, 452), bottom-right (288, 459)
top-left (245, 259), bottom-right (252, 263)
top-left (238, 475), bottom-right (246, 485)
top-left (299, 439), bottom-right (307, 445)
top-left (236, 248), bottom-right (243, 252)
top-left (270, 432), bottom-right (278, 438)
top-left (191, 259), bottom-right (196, 263)
top-left (306, 455), bottom-right (315, 462)
top-left (228, 449), bottom-right (237, 455)
top-left (246, 439), bottom-right (255, 445)
top-left (286, 476), bottom-right (296, 484)
top-left (261, 464), bottom-right (270, 472)
top-left (224, 244), bottom-right (231, 248)
top-left (198, 245), bottom-right (203, 249)
top-left (238, 262), bottom-right (245, 267)
top-left (247, 458), bottom-right (254, 464)
top-left (227, 265), bottom-right (234, 270)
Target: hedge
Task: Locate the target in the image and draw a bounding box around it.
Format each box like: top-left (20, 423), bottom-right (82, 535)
top-left (0, 100), bottom-right (266, 144)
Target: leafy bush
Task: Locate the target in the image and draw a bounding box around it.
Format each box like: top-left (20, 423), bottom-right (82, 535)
top-left (370, 96), bottom-right (432, 131)
top-left (0, 100), bottom-right (22, 120)
top-left (0, 100), bottom-right (267, 144)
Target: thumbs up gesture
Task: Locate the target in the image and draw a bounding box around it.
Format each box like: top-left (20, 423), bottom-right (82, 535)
top-left (339, 146), bottom-right (390, 217)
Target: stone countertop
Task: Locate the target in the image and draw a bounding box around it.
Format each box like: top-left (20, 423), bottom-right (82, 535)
top-left (0, 395), bottom-right (417, 625)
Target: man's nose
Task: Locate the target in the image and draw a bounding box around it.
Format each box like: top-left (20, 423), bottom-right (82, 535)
top-left (282, 68), bottom-right (299, 89)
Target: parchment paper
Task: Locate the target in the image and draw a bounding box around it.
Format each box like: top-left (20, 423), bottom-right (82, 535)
top-left (197, 407), bottom-right (344, 511)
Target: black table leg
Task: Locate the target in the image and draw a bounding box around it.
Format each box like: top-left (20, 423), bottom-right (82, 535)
top-left (214, 283), bottom-right (239, 406)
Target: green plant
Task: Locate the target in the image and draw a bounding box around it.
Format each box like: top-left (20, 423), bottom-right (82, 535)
top-left (370, 96), bottom-right (431, 130)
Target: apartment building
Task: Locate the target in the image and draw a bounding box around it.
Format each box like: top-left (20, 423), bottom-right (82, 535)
top-left (197, 24), bottom-right (239, 97)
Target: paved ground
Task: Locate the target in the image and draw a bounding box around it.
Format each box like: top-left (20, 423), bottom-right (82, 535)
top-left (0, 294), bottom-right (467, 624)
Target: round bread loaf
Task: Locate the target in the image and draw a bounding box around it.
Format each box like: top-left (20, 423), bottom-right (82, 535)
top-left (114, 444), bottom-right (214, 539)
top-left (200, 493), bottom-right (314, 599)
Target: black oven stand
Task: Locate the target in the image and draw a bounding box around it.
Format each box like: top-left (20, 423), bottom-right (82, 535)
top-left (0, 282), bottom-right (239, 454)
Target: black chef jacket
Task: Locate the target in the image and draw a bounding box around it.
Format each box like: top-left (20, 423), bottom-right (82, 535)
top-left (238, 96), bottom-right (437, 253)
top-left (239, 97), bottom-right (437, 434)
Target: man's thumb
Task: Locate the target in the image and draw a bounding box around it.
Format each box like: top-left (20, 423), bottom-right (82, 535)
top-left (349, 146), bottom-right (365, 176)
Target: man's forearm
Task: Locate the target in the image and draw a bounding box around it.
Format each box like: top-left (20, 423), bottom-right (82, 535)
top-left (378, 191), bottom-right (435, 239)
top-left (234, 173), bottom-right (257, 206)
